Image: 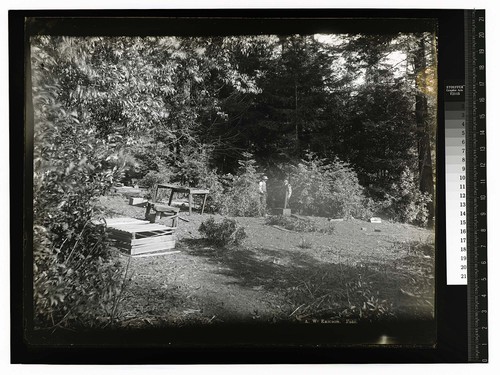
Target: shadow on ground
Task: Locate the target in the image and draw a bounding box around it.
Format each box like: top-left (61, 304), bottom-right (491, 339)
top-left (179, 238), bottom-right (434, 321)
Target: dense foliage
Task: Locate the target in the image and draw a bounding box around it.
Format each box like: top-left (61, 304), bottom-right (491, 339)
top-left (385, 167), bottom-right (432, 226)
top-left (286, 154), bottom-right (374, 219)
top-left (217, 153), bottom-right (264, 217)
top-left (32, 38), bottom-right (127, 327)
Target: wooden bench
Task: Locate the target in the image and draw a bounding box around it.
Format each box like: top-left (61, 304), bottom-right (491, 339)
top-left (145, 203), bottom-right (180, 226)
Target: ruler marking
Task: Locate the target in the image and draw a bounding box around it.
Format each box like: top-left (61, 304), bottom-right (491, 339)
top-left (465, 9), bottom-right (488, 363)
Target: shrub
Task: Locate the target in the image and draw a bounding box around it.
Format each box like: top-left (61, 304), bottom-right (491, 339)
top-left (266, 215), bottom-right (317, 232)
top-left (139, 165), bottom-right (172, 199)
top-left (288, 153), bottom-right (373, 219)
top-left (341, 277), bottom-right (394, 321)
top-left (298, 237), bottom-right (313, 249)
top-left (33, 141), bottom-right (127, 328)
top-left (33, 224), bottom-right (126, 328)
top-left (217, 153), bottom-right (263, 217)
top-left (173, 146), bottom-right (212, 187)
top-left (32, 128), bottom-right (127, 328)
top-left (197, 169), bottom-right (226, 214)
top-left (384, 166), bottom-right (432, 226)
top-left (199, 217), bottom-right (247, 247)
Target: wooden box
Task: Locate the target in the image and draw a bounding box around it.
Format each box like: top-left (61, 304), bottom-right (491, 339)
top-left (106, 217), bottom-right (176, 256)
top-left (128, 197), bottom-right (147, 206)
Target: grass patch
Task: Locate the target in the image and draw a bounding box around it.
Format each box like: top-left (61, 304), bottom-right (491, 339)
top-left (265, 215), bottom-right (335, 234)
top-left (286, 239), bottom-right (434, 322)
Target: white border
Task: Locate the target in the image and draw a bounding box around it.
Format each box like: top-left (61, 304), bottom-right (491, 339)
top-left (1, 1), bottom-right (499, 374)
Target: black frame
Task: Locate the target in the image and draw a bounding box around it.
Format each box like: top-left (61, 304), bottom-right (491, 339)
top-left (11, 9), bottom-right (472, 364)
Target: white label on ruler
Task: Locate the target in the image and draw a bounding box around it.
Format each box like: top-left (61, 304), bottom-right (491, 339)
top-left (445, 89), bottom-right (467, 285)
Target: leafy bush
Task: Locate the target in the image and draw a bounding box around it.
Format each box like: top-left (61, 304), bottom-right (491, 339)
top-left (288, 153), bottom-right (373, 219)
top-left (197, 169), bottom-right (226, 213)
top-left (298, 237), bottom-right (313, 249)
top-left (33, 224), bottom-right (127, 328)
top-left (139, 163), bottom-right (172, 199)
top-left (217, 153), bottom-right (263, 217)
top-left (384, 166), bottom-right (432, 226)
top-left (199, 217), bottom-right (247, 247)
top-left (266, 215), bottom-right (313, 232)
top-left (33, 139), bottom-right (127, 328)
top-left (32, 37), bottom-right (127, 328)
top-left (340, 277), bottom-right (394, 321)
top-left (265, 215), bottom-right (335, 234)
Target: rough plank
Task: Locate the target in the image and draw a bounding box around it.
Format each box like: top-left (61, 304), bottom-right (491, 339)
top-left (131, 241), bottom-right (176, 255)
top-left (113, 236), bottom-right (175, 250)
top-left (130, 250), bottom-right (180, 258)
top-left (106, 217), bottom-right (146, 225)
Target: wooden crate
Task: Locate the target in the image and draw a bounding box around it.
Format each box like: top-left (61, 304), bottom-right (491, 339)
top-left (106, 217), bottom-right (176, 256)
top-left (128, 197), bottom-right (148, 206)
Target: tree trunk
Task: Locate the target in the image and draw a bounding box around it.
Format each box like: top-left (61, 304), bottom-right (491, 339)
top-left (414, 34), bottom-right (435, 223)
top-left (295, 77), bottom-right (299, 146)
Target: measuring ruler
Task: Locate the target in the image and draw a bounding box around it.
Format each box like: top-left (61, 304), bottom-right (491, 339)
top-left (465, 9), bottom-right (487, 363)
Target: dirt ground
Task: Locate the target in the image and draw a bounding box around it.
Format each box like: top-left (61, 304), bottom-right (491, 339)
top-left (96, 194), bottom-right (435, 328)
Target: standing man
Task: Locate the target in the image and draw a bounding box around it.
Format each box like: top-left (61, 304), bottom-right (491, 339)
top-left (259, 175), bottom-right (268, 216)
top-left (283, 179), bottom-right (292, 209)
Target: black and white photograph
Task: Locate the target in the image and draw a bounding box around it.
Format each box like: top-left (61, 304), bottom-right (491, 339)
top-left (26, 16), bottom-right (438, 348)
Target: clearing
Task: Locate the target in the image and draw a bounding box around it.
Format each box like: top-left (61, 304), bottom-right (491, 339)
top-left (97, 194), bottom-right (435, 329)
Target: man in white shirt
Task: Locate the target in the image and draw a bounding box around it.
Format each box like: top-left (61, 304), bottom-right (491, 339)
top-left (283, 179), bottom-right (292, 209)
top-left (258, 175), bottom-right (268, 216)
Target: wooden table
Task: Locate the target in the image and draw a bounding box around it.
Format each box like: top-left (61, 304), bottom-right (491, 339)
top-left (154, 184), bottom-right (210, 215)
